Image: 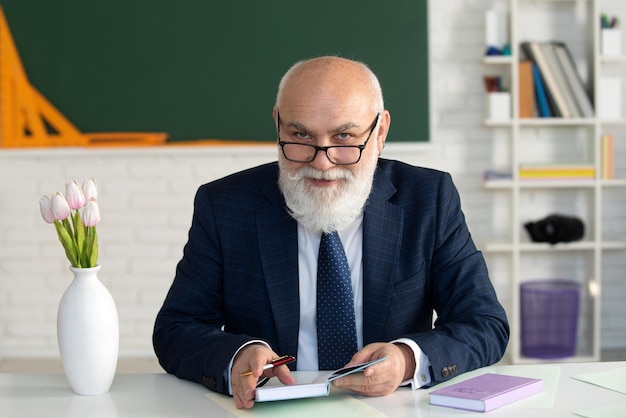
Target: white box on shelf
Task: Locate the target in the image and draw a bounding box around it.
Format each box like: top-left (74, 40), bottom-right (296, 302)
top-left (487, 92), bottom-right (511, 120)
top-left (598, 77), bottom-right (622, 119)
top-left (485, 10), bottom-right (509, 50)
top-left (601, 29), bottom-right (622, 56)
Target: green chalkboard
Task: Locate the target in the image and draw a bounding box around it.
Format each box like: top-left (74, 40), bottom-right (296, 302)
top-left (2, 1), bottom-right (428, 143)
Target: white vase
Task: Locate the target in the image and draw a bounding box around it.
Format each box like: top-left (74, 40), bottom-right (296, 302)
top-left (57, 265), bottom-right (119, 395)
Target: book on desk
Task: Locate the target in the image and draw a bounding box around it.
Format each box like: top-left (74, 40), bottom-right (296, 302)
top-left (428, 373), bottom-right (543, 412)
top-left (255, 357), bottom-right (388, 402)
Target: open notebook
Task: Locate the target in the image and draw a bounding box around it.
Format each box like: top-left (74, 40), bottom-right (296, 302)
top-left (255, 357), bottom-right (388, 402)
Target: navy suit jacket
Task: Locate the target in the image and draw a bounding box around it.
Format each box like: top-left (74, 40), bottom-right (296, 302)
top-left (153, 159), bottom-right (509, 395)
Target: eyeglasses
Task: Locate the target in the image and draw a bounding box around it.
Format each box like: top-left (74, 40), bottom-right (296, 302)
top-left (277, 113), bottom-right (380, 165)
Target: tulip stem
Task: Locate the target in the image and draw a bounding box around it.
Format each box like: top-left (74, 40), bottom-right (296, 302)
top-left (54, 220), bottom-right (79, 267)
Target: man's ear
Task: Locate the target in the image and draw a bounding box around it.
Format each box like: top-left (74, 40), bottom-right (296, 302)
top-left (377, 110), bottom-right (391, 152)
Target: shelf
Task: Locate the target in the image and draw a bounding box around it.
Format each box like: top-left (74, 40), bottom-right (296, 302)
top-left (599, 118), bottom-right (626, 125)
top-left (485, 119), bottom-right (514, 126)
top-left (486, 118), bottom-right (595, 126)
top-left (483, 55), bottom-right (514, 65)
top-left (600, 55), bottom-right (625, 64)
top-left (483, 0), bottom-right (620, 365)
top-left (486, 117), bottom-right (625, 126)
top-left (517, 0), bottom-right (594, 3)
top-left (484, 241), bottom-right (626, 253)
top-left (519, 118), bottom-right (597, 126)
top-left (484, 178), bottom-right (626, 189)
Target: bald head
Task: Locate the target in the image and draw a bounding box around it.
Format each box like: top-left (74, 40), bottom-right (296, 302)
top-left (275, 56), bottom-right (384, 114)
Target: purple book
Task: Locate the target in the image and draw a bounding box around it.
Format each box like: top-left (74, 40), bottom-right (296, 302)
top-left (428, 373), bottom-right (543, 412)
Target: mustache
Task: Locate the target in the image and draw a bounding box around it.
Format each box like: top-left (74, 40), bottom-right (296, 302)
top-left (286, 166), bottom-right (354, 182)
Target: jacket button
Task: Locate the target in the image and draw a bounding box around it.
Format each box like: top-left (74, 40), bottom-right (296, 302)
top-left (441, 367), bottom-right (450, 377)
top-left (203, 376), bottom-right (217, 389)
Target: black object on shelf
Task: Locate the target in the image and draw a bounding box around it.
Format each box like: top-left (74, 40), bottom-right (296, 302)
top-left (524, 214), bottom-right (585, 244)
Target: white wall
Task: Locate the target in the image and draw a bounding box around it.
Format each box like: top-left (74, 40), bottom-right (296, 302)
top-left (0, 0), bottom-right (625, 360)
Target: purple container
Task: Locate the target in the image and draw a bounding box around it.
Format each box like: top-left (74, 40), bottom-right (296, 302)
top-left (520, 280), bottom-right (581, 359)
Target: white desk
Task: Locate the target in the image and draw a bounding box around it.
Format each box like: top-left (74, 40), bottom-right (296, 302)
top-left (1, 362), bottom-right (624, 417)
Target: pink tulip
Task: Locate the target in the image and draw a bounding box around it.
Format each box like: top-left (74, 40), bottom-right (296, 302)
top-left (39, 196), bottom-right (56, 223)
top-left (82, 178), bottom-right (98, 202)
top-left (51, 192), bottom-right (71, 220)
top-left (81, 199), bottom-right (101, 227)
top-left (65, 181), bottom-right (85, 210)
top-left (39, 180), bottom-right (101, 268)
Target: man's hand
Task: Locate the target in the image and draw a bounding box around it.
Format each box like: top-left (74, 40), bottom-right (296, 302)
top-left (331, 342), bottom-right (416, 396)
top-left (231, 344), bottom-right (295, 409)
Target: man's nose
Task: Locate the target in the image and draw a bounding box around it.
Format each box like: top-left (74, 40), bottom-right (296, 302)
top-left (308, 147), bottom-right (335, 171)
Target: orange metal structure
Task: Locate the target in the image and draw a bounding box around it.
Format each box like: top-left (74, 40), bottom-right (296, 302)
top-left (0, 7), bottom-right (167, 148)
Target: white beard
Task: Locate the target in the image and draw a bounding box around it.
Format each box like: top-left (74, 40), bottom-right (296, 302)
top-left (278, 157), bottom-right (377, 234)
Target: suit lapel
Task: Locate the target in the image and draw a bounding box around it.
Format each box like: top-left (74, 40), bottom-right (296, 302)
top-left (362, 169), bottom-right (403, 344)
top-left (256, 179), bottom-right (300, 358)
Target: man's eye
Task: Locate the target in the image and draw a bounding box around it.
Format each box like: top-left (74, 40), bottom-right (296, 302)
top-left (337, 133), bottom-right (351, 140)
top-left (295, 132), bottom-right (310, 139)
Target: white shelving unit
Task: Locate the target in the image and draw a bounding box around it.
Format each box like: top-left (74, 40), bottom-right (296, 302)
top-left (483, 0), bottom-right (625, 364)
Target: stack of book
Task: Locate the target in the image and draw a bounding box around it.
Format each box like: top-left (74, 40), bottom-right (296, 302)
top-left (520, 41), bottom-right (594, 118)
top-left (519, 163), bottom-right (595, 180)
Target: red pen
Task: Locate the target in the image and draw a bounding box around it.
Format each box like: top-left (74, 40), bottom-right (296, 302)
top-left (240, 355), bottom-right (296, 377)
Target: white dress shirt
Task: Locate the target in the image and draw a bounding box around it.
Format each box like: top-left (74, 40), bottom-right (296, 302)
top-left (296, 218), bottom-right (364, 369)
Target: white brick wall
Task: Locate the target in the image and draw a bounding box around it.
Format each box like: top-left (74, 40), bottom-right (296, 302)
top-left (1, 0), bottom-right (625, 360)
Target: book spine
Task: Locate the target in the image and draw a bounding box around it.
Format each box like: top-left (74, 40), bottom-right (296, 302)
top-left (553, 43), bottom-right (594, 118)
top-left (519, 172), bottom-right (595, 179)
top-left (601, 134), bottom-right (615, 179)
top-left (519, 172), bottom-right (595, 178)
top-left (519, 61), bottom-right (535, 118)
top-left (541, 42), bottom-right (578, 117)
top-left (532, 64), bottom-right (552, 117)
top-left (519, 165), bottom-right (595, 179)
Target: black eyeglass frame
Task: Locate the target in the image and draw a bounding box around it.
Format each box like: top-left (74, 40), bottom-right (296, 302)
top-left (276, 112), bottom-right (380, 165)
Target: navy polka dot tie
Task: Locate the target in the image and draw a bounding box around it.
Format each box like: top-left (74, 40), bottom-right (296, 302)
top-left (316, 231), bottom-right (357, 370)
